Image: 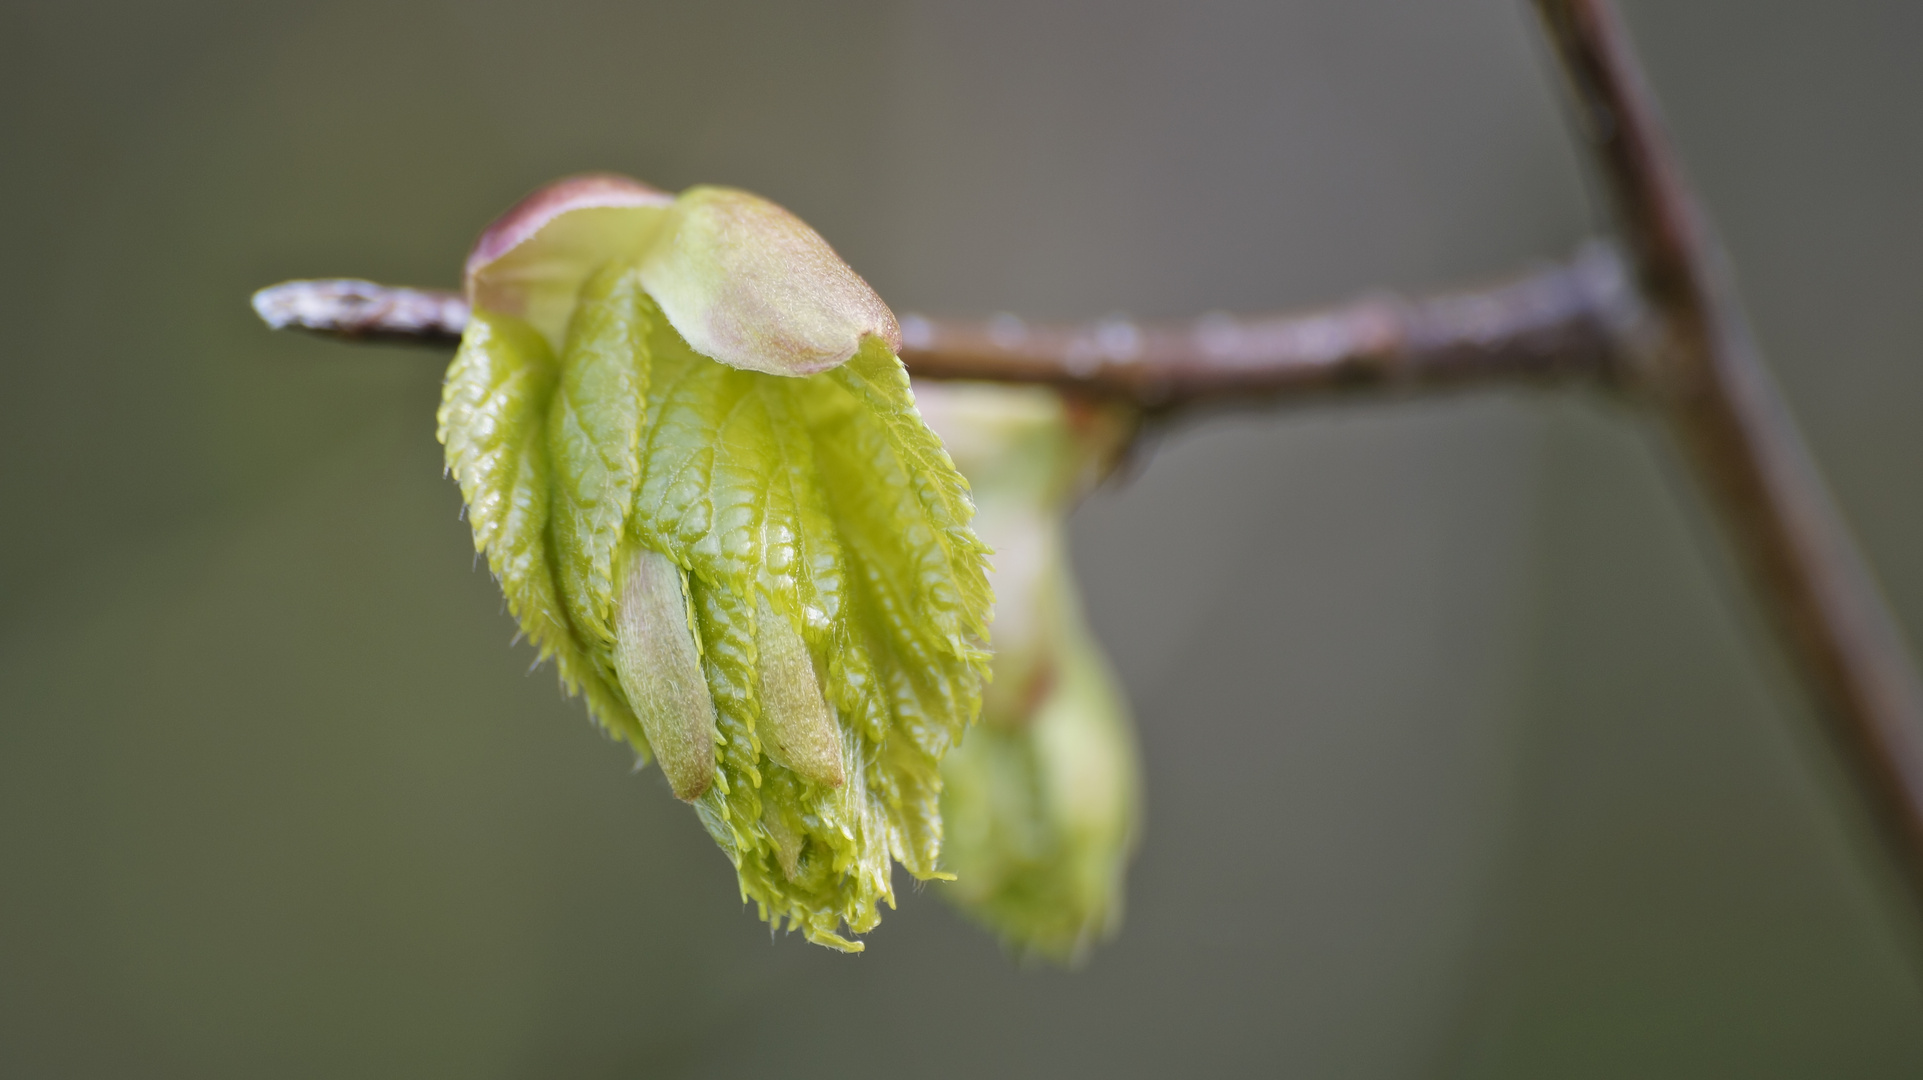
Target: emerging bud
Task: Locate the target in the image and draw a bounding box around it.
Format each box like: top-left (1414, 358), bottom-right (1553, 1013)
top-left (445, 173), bottom-right (991, 949)
top-left (613, 548), bottom-right (719, 801)
top-left (754, 595), bottom-right (846, 788)
top-left (637, 186), bottom-right (900, 376)
top-left (917, 380), bottom-right (1142, 961)
top-left (939, 609), bottom-right (1140, 963)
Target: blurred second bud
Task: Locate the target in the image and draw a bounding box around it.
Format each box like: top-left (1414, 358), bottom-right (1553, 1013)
top-left (919, 382), bottom-right (1143, 963)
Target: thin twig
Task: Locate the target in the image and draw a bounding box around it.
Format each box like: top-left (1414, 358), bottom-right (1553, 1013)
top-left (1535, 0), bottom-right (1923, 911)
top-left (898, 242), bottom-right (1639, 408)
top-left (251, 241), bottom-right (1641, 408)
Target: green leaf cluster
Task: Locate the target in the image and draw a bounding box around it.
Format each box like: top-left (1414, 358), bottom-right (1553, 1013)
top-left (438, 262), bottom-right (991, 950)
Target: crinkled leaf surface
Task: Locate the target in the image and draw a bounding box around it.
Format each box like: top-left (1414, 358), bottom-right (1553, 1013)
top-left (436, 308), bottom-right (646, 748)
top-left (439, 268), bottom-right (990, 949)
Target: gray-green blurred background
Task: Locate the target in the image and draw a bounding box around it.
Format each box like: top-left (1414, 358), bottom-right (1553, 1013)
top-left (4, 0), bottom-right (1921, 1075)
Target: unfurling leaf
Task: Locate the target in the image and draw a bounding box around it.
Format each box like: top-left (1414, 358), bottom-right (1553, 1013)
top-left (439, 175), bottom-right (991, 950)
top-left (917, 382), bottom-right (1142, 963)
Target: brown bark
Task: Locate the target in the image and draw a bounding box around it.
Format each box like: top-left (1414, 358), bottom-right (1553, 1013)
top-left (252, 241), bottom-right (1638, 408)
top-left (1535, 0), bottom-right (1923, 912)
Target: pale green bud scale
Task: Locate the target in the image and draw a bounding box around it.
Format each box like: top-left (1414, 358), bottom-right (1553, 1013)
top-left (465, 173), bottom-right (675, 352)
top-left (613, 548), bottom-right (719, 801)
top-left (638, 186), bottom-right (901, 376)
top-left (755, 594), bottom-right (846, 788)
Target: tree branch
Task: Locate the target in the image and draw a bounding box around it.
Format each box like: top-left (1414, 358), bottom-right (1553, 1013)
top-left (247, 0), bottom-right (1923, 928)
top-left (252, 241), bottom-right (1642, 409)
top-left (1535, 0), bottom-right (1923, 913)
top-left (898, 242), bottom-right (1639, 408)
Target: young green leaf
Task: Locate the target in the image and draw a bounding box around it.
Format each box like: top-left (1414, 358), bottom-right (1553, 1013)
top-left (436, 309), bottom-right (647, 754)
